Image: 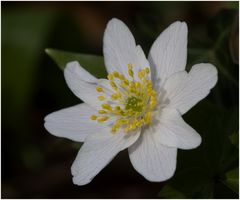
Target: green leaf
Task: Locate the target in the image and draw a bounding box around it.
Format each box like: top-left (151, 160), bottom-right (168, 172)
top-left (222, 168), bottom-right (239, 193)
top-left (45, 48), bottom-right (107, 78)
top-left (72, 142), bottom-right (83, 150)
top-left (158, 167), bottom-right (214, 198)
top-left (159, 185), bottom-right (186, 199)
top-left (229, 132), bottom-right (239, 149)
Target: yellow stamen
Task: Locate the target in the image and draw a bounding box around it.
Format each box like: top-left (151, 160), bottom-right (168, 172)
top-left (111, 93), bottom-right (121, 100)
top-left (145, 67), bottom-right (150, 74)
top-left (110, 81), bottom-right (117, 90)
top-left (102, 103), bottom-right (112, 111)
top-left (93, 65), bottom-right (157, 134)
top-left (90, 115), bottom-right (97, 120)
top-left (138, 70), bottom-right (145, 79)
top-left (113, 71), bottom-right (120, 78)
top-left (107, 74), bottom-right (114, 81)
top-left (128, 63), bottom-right (134, 77)
top-left (98, 96), bottom-right (105, 100)
top-left (98, 110), bottom-right (106, 114)
top-left (97, 116), bottom-right (109, 122)
top-left (96, 86), bottom-right (103, 92)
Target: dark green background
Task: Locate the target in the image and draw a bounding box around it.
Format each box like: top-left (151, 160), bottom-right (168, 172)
top-left (2, 1), bottom-right (239, 198)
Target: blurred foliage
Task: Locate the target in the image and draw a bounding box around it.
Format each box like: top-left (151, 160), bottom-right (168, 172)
top-left (2, 1), bottom-right (239, 198)
top-left (2, 10), bottom-right (56, 115)
top-left (2, 9), bottom-right (58, 175)
top-left (230, 132), bottom-right (239, 148)
top-left (222, 168), bottom-right (239, 194)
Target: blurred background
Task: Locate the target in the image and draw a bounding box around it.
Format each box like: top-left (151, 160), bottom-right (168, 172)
top-left (2, 1), bottom-right (239, 198)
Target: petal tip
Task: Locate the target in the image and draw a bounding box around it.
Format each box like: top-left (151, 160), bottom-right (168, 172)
top-left (195, 134), bottom-right (202, 148)
top-left (170, 20), bottom-right (188, 31)
top-left (43, 121), bottom-right (56, 138)
top-left (193, 63), bottom-right (218, 86)
top-left (72, 176), bottom-right (91, 186)
top-left (65, 61), bottom-right (79, 72)
top-left (43, 112), bottom-right (55, 123)
top-left (43, 121), bottom-right (49, 131)
top-left (107, 18), bottom-right (123, 26)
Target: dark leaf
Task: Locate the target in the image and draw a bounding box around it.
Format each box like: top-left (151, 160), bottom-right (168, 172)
top-left (45, 48), bottom-right (107, 78)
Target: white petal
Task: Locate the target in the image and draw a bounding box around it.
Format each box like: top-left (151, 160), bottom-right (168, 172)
top-left (153, 108), bottom-right (201, 149)
top-left (148, 21), bottom-right (187, 86)
top-left (44, 103), bottom-right (104, 142)
top-left (103, 18), bottom-right (150, 80)
top-left (66, 61), bottom-right (97, 83)
top-left (97, 78), bottom-right (115, 94)
top-left (128, 128), bottom-right (177, 182)
top-left (64, 62), bottom-right (108, 109)
top-left (71, 128), bottom-right (140, 185)
top-left (162, 63), bottom-right (218, 114)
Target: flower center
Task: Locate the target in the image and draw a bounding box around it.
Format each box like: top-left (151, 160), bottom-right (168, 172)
top-left (90, 64), bottom-right (158, 133)
top-left (125, 96), bottom-right (143, 112)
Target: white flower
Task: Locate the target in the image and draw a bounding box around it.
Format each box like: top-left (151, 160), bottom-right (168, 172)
top-left (44, 18), bottom-right (218, 185)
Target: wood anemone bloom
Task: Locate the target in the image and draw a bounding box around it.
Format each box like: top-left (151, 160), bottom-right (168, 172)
top-left (44, 18), bottom-right (218, 186)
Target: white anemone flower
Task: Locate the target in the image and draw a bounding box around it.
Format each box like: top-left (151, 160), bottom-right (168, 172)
top-left (44, 18), bottom-right (218, 186)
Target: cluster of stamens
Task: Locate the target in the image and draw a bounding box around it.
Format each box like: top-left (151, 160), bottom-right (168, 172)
top-left (90, 64), bottom-right (158, 133)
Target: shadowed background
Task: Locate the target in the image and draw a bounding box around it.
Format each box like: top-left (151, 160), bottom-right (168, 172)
top-left (2, 1), bottom-right (239, 198)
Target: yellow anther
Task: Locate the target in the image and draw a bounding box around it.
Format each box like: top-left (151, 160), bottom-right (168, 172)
top-left (112, 120), bottom-right (124, 132)
top-left (115, 106), bottom-right (121, 110)
top-left (135, 82), bottom-right (141, 88)
top-left (128, 63), bottom-right (133, 68)
top-left (119, 119), bottom-right (127, 124)
top-left (124, 79), bottom-right (129, 85)
top-left (128, 70), bottom-right (134, 77)
top-left (145, 67), bottom-right (150, 74)
top-left (117, 92), bottom-right (122, 98)
top-left (130, 82), bottom-right (135, 88)
top-left (128, 64), bottom-right (134, 77)
top-left (97, 116), bottom-right (109, 122)
top-left (102, 103), bottom-right (112, 110)
top-left (121, 79), bottom-right (130, 89)
top-left (98, 110), bottom-right (106, 114)
top-left (98, 96), bottom-right (105, 100)
top-left (107, 74), bottom-right (114, 80)
top-left (138, 70), bottom-right (145, 79)
top-left (96, 86), bottom-right (103, 92)
top-left (90, 115), bottom-right (97, 120)
top-left (113, 71), bottom-right (120, 78)
top-left (110, 81), bottom-right (117, 89)
top-left (111, 92), bottom-right (121, 100)
top-left (130, 88), bottom-right (136, 94)
top-left (147, 83), bottom-right (153, 90)
top-left (111, 94), bottom-right (118, 100)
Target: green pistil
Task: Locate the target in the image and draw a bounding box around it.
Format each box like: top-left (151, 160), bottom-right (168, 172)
top-left (125, 96), bottom-right (143, 112)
